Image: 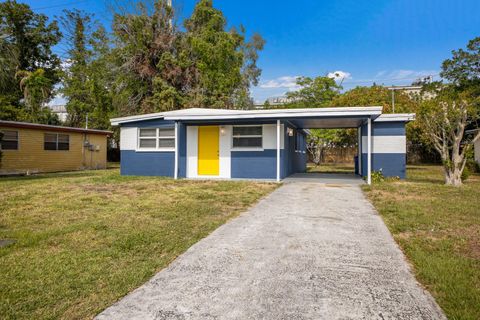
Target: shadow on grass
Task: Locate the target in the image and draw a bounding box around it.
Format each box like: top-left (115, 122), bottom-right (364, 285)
top-left (0, 171), bottom-right (102, 182)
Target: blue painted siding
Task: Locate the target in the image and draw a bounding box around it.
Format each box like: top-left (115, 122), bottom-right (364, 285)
top-left (178, 123), bottom-right (187, 178)
top-left (284, 126), bottom-right (293, 178)
top-left (282, 125), bottom-right (307, 178)
top-left (361, 153), bottom-right (406, 179)
top-left (121, 150), bottom-right (175, 177)
top-left (231, 150), bottom-right (281, 179)
top-left (361, 121), bottom-right (406, 136)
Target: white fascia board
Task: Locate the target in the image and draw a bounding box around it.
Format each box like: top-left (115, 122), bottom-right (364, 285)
top-left (374, 113), bottom-right (416, 122)
top-left (110, 113), bottom-right (165, 126)
top-left (164, 107), bottom-right (383, 121)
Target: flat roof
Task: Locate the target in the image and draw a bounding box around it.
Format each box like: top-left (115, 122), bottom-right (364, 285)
top-left (0, 120), bottom-right (112, 135)
top-left (375, 114), bottom-right (415, 122)
top-left (111, 107), bottom-right (385, 126)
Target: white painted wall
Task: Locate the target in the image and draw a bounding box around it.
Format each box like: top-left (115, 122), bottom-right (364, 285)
top-left (361, 135), bottom-right (406, 154)
top-left (120, 127), bottom-right (137, 150)
top-left (475, 139), bottom-right (480, 165)
top-left (186, 125), bottom-right (232, 178)
top-left (186, 124), bottom-right (284, 178)
top-left (263, 124), bottom-right (284, 149)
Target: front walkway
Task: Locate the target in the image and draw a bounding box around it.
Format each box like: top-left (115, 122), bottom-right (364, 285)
top-left (97, 180), bottom-right (445, 320)
top-left (285, 172), bottom-right (364, 185)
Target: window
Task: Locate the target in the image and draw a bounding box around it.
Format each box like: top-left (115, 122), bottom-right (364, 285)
top-left (44, 133), bottom-right (70, 151)
top-left (232, 126), bottom-right (263, 148)
top-left (138, 128), bottom-right (175, 150)
top-left (1, 130), bottom-right (18, 150)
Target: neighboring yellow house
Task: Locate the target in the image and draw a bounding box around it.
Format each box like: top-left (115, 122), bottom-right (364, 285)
top-left (0, 120), bottom-right (111, 175)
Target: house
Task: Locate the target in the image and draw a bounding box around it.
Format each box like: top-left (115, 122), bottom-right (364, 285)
top-left (111, 107), bottom-right (414, 184)
top-left (48, 104), bottom-right (68, 122)
top-left (0, 121), bottom-right (111, 175)
top-left (476, 136), bottom-right (480, 165)
top-left (468, 129), bottom-right (480, 165)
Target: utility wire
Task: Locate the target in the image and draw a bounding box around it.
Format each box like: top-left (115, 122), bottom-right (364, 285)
top-left (33, 0), bottom-right (90, 11)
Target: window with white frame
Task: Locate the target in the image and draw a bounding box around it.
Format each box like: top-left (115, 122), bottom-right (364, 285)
top-left (138, 128), bottom-right (175, 150)
top-left (232, 126), bottom-right (263, 148)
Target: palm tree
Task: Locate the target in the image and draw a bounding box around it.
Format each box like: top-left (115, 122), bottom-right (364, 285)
top-left (15, 69), bottom-right (52, 122)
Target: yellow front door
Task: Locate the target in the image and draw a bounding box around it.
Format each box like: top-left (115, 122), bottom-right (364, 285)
top-left (198, 126), bottom-right (220, 176)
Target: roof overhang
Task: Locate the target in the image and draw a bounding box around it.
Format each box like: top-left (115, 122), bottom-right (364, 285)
top-left (111, 107), bottom-right (384, 128)
top-left (374, 113), bottom-right (416, 122)
top-left (164, 107), bottom-right (383, 121)
top-left (0, 120), bottom-right (112, 135)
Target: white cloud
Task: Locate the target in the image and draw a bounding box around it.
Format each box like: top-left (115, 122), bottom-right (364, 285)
top-left (327, 70), bottom-right (352, 81)
top-left (259, 76), bottom-right (301, 90)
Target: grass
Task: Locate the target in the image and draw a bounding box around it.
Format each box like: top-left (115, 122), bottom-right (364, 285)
top-left (306, 162), bottom-right (355, 173)
top-left (363, 165), bottom-right (480, 320)
top-left (0, 170), bottom-right (277, 319)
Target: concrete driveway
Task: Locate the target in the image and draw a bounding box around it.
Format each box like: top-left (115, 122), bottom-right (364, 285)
top-left (97, 177), bottom-right (445, 320)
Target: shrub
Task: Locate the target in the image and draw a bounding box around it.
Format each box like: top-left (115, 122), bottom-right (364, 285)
top-left (371, 170), bottom-right (385, 183)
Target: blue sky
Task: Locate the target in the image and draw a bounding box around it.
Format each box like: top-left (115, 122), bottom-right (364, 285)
top-left (24, 0), bottom-right (480, 103)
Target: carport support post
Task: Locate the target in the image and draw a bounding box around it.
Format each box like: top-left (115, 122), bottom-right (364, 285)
top-left (174, 121), bottom-right (178, 180)
top-left (367, 117), bottom-right (372, 185)
top-left (357, 127), bottom-right (362, 175)
top-left (276, 120), bottom-right (281, 182)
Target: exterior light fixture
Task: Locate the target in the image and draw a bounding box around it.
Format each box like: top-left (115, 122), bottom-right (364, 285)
top-left (220, 126), bottom-right (226, 135)
top-left (287, 128), bottom-right (294, 137)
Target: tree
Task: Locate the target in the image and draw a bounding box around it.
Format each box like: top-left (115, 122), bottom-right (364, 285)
top-left (59, 9), bottom-right (92, 127)
top-left (111, 0), bottom-right (196, 114)
top-left (109, 0), bottom-right (264, 114)
top-left (331, 85), bottom-right (418, 113)
top-left (285, 76), bottom-right (341, 108)
top-left (441, 37), bottom-right (480, 89)
top-left (234, 31), bottom-right (265, 109)
top-left (419, 87), bottom-right (479, 186)
top-left (330, 85), bottom-right (431, 161)
top-left (0, 0), bottom-right (61, 120)
top-left (15, 69), bottom-right (53, 123)
top-left (418, 36), bottom-right (480, 186)
top-left (185, 0), bottom-right (264, 109)
top-left (59, 9), bottom-right (113, 128)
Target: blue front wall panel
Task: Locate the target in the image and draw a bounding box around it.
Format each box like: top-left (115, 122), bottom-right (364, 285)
top-left (231, 123), bottom-right (306, 179)
top-left (121, 150), bottom-right (175, 176)
top-left (361, 121), bottom-right (406, 136)
top-left (121, 118), bottom-right (177, 177)
top-left (178, 122), bottom-right (187, 178)
top-left (361, 153), bottom-right (406, 179)
top-left (231, 149), bottom-right (281, 179)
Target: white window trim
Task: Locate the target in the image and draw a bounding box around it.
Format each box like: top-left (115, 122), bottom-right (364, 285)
top-left (136, 127), bottom-right (176, 152)
top-left (231, 125), bottom-right (264, 151)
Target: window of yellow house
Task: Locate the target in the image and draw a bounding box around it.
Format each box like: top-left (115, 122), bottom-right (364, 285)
top-left (44, 133), bottom-right (70, 151)
top-left (1, 130), bottom-right (19, 150)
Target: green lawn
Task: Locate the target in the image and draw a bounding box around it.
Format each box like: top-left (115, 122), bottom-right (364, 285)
top-left (0, 170), bottom-right (277, 319)
top-left (363, 165), bottom-right (480, 320)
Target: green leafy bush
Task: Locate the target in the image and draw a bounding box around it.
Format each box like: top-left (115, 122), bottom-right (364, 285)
top-left (371, 170), bottom-right (385, 183)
